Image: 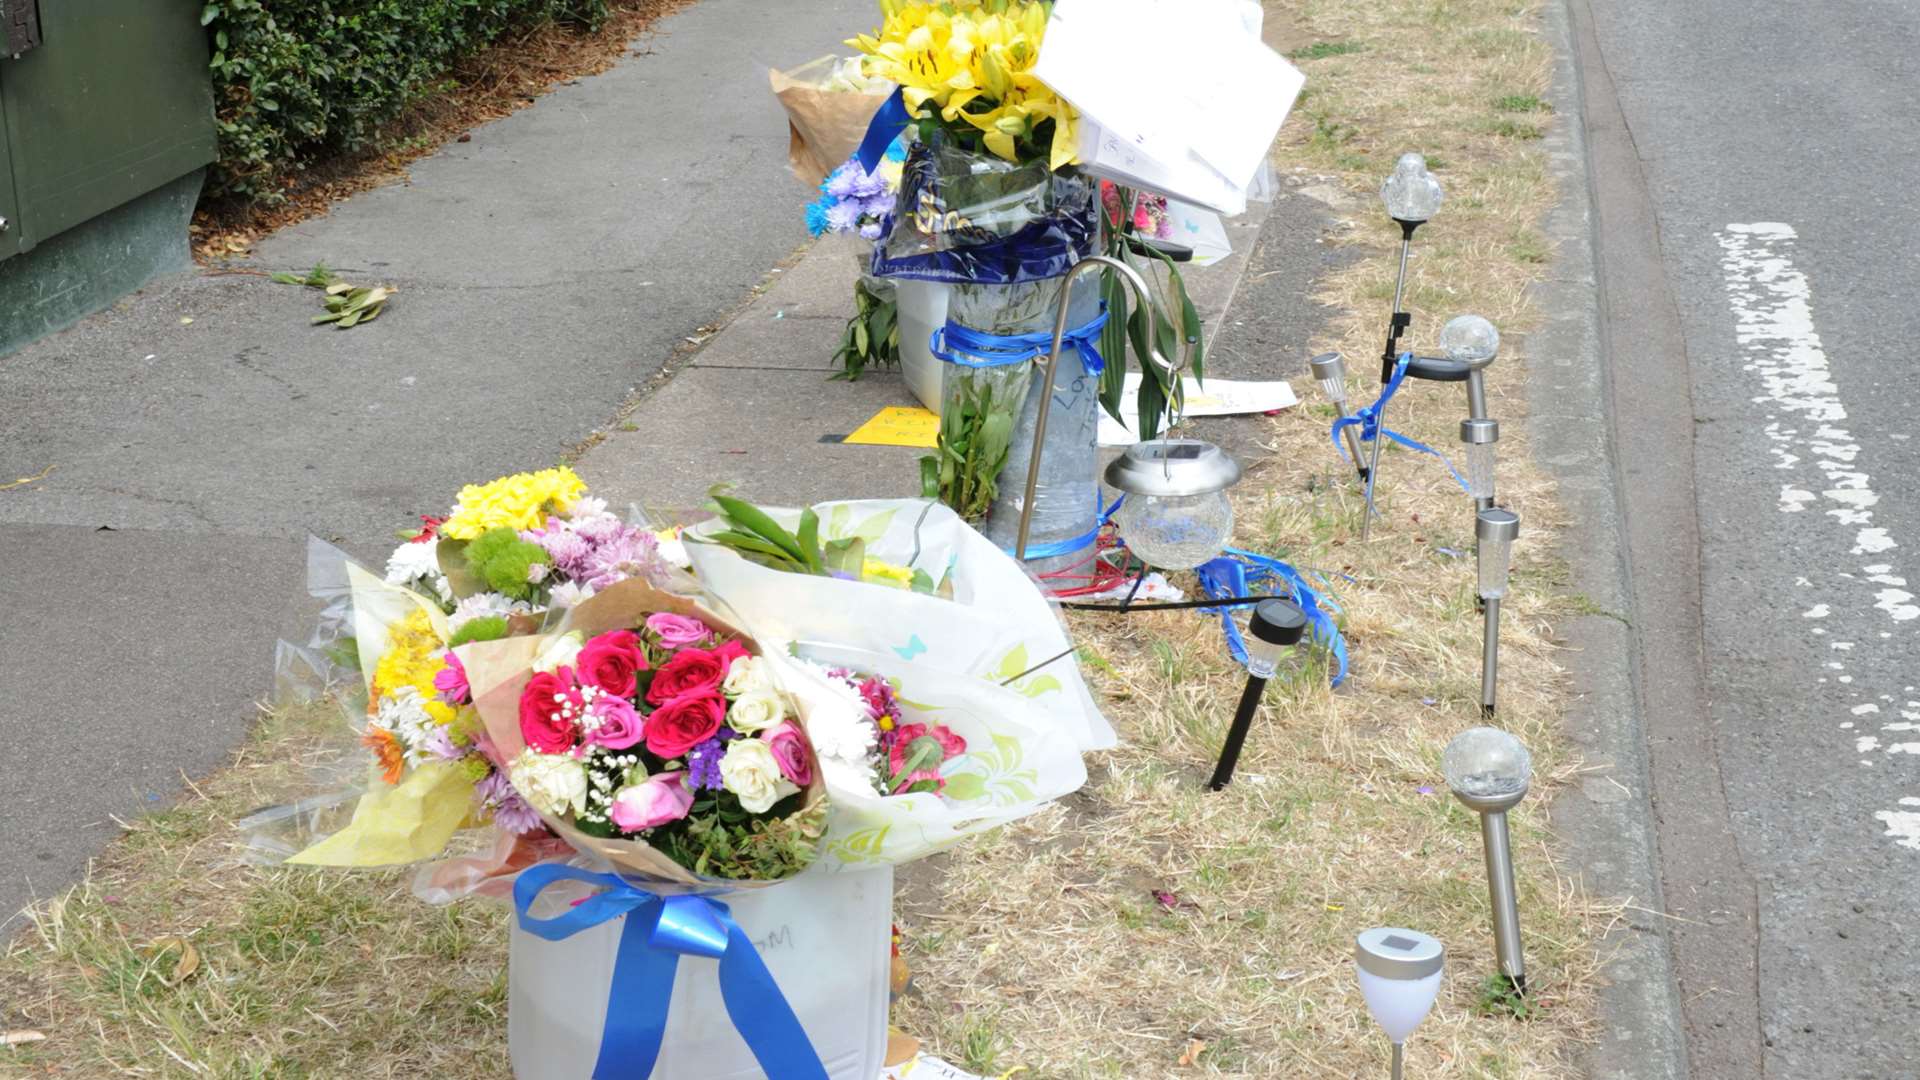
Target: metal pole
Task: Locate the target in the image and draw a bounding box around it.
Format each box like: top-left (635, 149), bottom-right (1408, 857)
top-left (1480, 809), bottom-right (1527, 992)
top-left (1481, 596), bottom-right (1501, 718)
top-left (1361, 401), bottom-right (1387, 543)
top-left (1380, 230), bottom-right (1414, 383)
top-left (1014, 255), bottom-right (1182, 562)
top-left (1466, 369), bottom-right (1490, 421)
top-left (1391, 1043), bottom-right (1405, 1080)
top-left (1335, 405), bottom-right (1369, 482)
top-left (1208, 674), bottom-right (1269, 790)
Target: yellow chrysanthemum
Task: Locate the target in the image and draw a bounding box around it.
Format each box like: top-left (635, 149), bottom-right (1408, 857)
top-left (372, 608), bottom-right (457, 726)
top-left (862, 557), bottom-right (916, 589)
top-left (851, 0), bottom-right (1079, 170)
top-left (440, 466), bottom-right (587, 540)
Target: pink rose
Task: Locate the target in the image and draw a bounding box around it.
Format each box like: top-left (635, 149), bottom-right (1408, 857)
top-left (711, 638), bottom-right (751, 674)
top-left (578, 629), bottom-right (647, 698)
top-left (519, 668), bottom-right (584, 754)
top-left (646, 648), bottom-right (727, 705)
top-left (761, 721), bottom-right (814, 787)
top-left (586, 694), bottom-right (644, 751)
top-left (609, 772), bottom-right (693, 832)
top-left (644, 692), bottom-right (726, 759)
top-left (433, 651), bottom-right (470, 705)
top-left (645, 612), bottom-right (711, 650)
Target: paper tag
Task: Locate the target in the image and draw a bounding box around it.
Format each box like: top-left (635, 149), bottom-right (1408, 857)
top-left (1097, 375), bottom-right (1298, 446)
top-left (844, 406), bottom-right (941, 448)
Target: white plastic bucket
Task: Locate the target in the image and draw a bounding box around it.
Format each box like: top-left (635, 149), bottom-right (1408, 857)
top-left (894, 278), bottom-right (951, 415)
top-left (508, 865), bottom-right (894, 1080)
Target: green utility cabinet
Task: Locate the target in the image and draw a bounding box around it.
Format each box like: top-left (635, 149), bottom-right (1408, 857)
top-left (0, 0), bottom-right (215, 261)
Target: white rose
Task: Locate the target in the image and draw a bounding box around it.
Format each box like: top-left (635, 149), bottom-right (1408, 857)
top-left (509, 749), bottom-right (587, 818)
top-left (722, 655), bottom-right (775, 697)
top-left (719, 739), bottom-right (800, 814)
top-left (727, 689), bottom-right (786, 734)
top-left (531, 630), bottom-right (585, 674)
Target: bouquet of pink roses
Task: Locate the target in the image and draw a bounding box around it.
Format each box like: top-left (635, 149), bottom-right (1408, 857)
top-left (459, 577), bottom-right (827, 886)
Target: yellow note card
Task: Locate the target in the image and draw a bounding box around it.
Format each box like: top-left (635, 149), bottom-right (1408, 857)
top-left (844, 406), bottom-right (940, 448)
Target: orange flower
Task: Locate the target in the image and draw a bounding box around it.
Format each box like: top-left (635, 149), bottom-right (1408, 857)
top-left (363, 726), bottom-right (405, 785)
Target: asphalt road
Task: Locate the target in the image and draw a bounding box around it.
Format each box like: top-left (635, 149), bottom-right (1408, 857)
top-left (0, 0), bottom-right (873, 929)
top-left (1574, 0), bottom-right (1920, 1074)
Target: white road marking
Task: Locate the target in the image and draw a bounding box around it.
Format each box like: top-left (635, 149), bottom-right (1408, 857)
top-left (1717, 222), bottom-right (1916, 849)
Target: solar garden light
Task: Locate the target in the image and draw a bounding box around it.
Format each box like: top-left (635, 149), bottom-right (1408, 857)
top-left (1377, 153), bottom-right (1445, 384)
top-left (1355, 927), bottom-right (1445, 1080)
top-left (1207, 599), bottom-right (1307, 791)
top-left (1460, 418), bottom-right (1500, 513)
top-left (1309, 351), bottom-right (1369, 485)
top-left (1475, 508), bottom-right (1520, 718)
top-left (1018, 256), bottom-right (1243, 574)
top-left (1442, 726), bottom-right (1531, 995)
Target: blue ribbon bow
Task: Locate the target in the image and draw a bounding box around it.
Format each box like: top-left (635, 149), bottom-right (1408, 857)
top-left (1195, 549), bottom-right (1350, 688)
top-left (1329, 353), bottom-right (1471, 521)
top-left (513, 864), bottom-right (827, 1080)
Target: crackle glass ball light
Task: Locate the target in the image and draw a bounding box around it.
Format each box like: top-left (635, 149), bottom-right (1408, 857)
top-left (1380, 152), bottom-right (1445, 224)
top-left (1105, 438), bottom-right (1243, 569)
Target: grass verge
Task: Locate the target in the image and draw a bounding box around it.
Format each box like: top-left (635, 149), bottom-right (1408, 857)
top-left (886, 0), bottom-right (1606, 1075)
top-left (2, 0), bottom-right (1604, 1076)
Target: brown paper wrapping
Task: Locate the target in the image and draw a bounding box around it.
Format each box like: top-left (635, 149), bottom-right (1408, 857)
top-left (769, 59), bottom-right (894, 187)
top-left (456, 577), bottom-right (825, 891)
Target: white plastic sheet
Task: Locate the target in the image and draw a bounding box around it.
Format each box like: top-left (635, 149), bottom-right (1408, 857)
top-left (685, 499), bottom-right (1116, 753)
top-left (777, 643), bottom-right (1088, 868)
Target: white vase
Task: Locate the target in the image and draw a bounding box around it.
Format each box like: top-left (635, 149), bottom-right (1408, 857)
top-left (508, 865), bottom-right (894, 1080)
top-left (895, 278), bottom-right (951, 415)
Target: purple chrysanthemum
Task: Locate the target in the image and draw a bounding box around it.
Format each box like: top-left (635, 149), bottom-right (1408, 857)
top-left (477, 771), bottom-right (544, 835)
top-left (581, 525), bottom-right (664, 589)
top-left (825, 166), bottom-right (860, 200)
top-left (825, 200), bottom-right (862, 233)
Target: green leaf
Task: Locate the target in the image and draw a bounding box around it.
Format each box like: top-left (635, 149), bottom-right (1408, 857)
top-left (827, 504), bottom-right (853, 541)
top-left (201, 3), bottom-right (220, 26)
top-left (919, 455), bottom-right (941, 499)
top-left (797, 508), bottom-right (824, 574)
top-left (710, 493), bottom-right (806, 564)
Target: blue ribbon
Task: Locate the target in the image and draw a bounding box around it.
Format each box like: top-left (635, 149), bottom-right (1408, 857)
top-left (1329, 354), bottom-right (1471, 522)
top-left (512, 864), bottom-right (827, 1080)
top-left (1194, 549), bottom-right (1349, 687)
top-left (856, 88), bottom-right (913, 175)
top-left (930, 307), bottom-right (1110, 374)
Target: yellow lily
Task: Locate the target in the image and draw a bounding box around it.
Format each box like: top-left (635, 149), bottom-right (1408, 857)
top-left (850, 0), bottom-right (1079, 170)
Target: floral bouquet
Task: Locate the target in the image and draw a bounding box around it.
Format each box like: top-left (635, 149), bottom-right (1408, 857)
top-left (458, 578), bottom-right (827, 885)
top-left (782, 641), bottom-right (1088, 867)
top-left (807, 138), bottom-right (907, 241)
top-left (280, 466), bottom-right (709, 870)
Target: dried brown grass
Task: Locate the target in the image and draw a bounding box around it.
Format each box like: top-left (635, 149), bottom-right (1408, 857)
top-left (888, 0), bottom-right (1610, 1076)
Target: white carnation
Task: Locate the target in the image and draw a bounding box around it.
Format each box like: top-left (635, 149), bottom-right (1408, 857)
top-left (509, 749), bottom-right (588, 818)
top-left (384, 540), bottom-right (452, 603)
top-left (719, 739), bottom-right (799, 814)
top-left (448, 591), bottom-right (539, 633)
top-left (801, 698), bottom-right (876, 766)
top-left (820, 756), bottom-right (880, 796)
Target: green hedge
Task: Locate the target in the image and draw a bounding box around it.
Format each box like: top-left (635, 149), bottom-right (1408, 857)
top-left (202, 0), bottom-right (610, 205)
